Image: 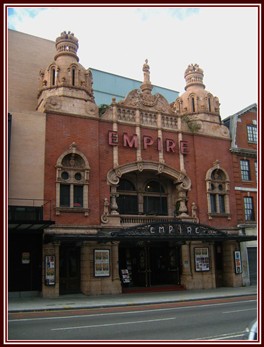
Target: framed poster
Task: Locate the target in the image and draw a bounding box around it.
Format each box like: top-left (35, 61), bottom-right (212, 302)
top-left (234, 251), bottom-right (242, 274)
top-left (22, 252), bottom-right (30, 264)
top-left (45, 255), bottom-right (56, 286)
top-left (194, 247), bottom-right (210, 272)
top-left (94, 249), bottom-right (110, 277)
top-left (121, 269), bottom-right (131, 284)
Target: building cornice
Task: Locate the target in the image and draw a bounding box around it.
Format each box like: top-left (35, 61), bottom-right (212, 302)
top-left (230, 147), bottom-right (257, 158)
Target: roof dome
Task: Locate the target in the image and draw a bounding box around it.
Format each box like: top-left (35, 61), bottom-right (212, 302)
top-left (37, 31), bottom-right (98, 116)
top-left (174, 64), bottom-right (220, 116)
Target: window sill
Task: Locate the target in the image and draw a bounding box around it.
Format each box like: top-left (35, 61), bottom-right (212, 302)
top-left (208, 213), bottom-right (231, 220)
top-left (56, 207), bottom-right (90, 216)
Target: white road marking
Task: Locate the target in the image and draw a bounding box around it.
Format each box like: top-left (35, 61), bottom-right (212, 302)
top-left (222, 308), bottom-right (256, 314)
top-left (9, 299), bottom-right (257, 322)
top-left (194, 331), bottom-right (246, 340)
top-left (51, 317), bottom-right (176, 331)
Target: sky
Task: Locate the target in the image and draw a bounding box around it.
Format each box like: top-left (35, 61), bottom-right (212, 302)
top-left (6, 4), bottom-right (259, 119)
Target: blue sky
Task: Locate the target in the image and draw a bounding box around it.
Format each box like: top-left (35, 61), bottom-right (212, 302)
top-left (6, 5), bottom-right (259, 118)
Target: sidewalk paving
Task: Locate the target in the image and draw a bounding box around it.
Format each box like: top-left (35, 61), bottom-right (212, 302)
top-left (8, 285), bottom-right (257, 313)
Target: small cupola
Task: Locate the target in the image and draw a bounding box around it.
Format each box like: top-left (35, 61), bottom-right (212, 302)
top-left (184, 63), bottom-right (205, 91)
top-left (54, 31), bottom-right (79, 62)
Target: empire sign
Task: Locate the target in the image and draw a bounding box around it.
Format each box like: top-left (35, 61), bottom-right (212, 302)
top-left (111, 221), bottom-right (228, 240)
top-left (108, 131), bottom-right (188, 154)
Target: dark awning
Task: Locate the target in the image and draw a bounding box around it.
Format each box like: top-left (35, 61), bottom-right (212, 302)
top-left (9, 220), bottom-right (55, 233)
top-left (44, 221), bottom-right (257, 243)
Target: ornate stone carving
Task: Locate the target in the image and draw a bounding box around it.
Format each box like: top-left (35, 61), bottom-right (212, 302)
top-left (119, 90), bottom-right (173, 114)
top-left (101, 198), bottom-right (110, 224)
top-left (44, 96), bottom-right (62, 111)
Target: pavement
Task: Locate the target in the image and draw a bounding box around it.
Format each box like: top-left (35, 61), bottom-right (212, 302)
top-left (8, 285), bottom-right (257, 313)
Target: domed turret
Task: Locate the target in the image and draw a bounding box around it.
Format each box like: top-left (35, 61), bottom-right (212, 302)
top-left (37, 31), bottom-right (98, 117)
top-left (173, 64), bottom-right (229, 138)
top-left (174, 64), bottom-right (220, 117)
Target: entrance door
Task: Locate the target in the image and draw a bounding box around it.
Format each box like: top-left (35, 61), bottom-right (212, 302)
top-left (8, 232), bottom-right (43, 292)
top-left (59, 244), bottom-right (80, 294)
top-left (119, 242), bottom-right (181, 288)
top-left (150, 245), bottom-right (180, 286)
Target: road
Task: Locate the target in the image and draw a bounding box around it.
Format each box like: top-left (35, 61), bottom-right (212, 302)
top-left (8, 295), bottom-right (257, 341)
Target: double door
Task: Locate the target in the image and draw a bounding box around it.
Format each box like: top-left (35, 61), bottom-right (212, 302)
top-left (119, 242), bottom-right (181, 287)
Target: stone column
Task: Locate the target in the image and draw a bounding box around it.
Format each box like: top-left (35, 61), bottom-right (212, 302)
top-left (240, 242), bottom-right (250, 286)
top-left (180, 242), bottom-right (192, 288)
top-left (111, 242), bottom-right (122, 293)
top-left (222, 241), bottom-right (243, 287)
top-left (42, 241), bottom-right (60, 298)
top-left (110, 185), bottom-right (119, 215)
top-left (80, 241), bottom-right (92, 295)
top-left (209, 243), bottom-right (216, 288)
top-left (112, 99), bottom-right (119, 168)
top-left (157, 113), bottom-right (164, 163)
top-left (135, 109), bottom-right (142, 161)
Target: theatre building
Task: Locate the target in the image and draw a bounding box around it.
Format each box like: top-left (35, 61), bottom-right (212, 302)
top-left (8, 31), bottom-right (256, 297)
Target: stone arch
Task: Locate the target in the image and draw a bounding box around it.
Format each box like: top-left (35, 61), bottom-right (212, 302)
top-left (107, 161), bottom-right (191, 189)
top-left (55, 143), bottom-right (90, 215)
top-left (56, 142), bottom-right (90, 170)
top-left (107, 161), bottom-right (191, 216)
top-left (205, 161), bottom-right (230, 217)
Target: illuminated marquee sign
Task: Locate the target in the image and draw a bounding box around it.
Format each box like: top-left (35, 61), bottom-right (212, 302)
top-left (108, 131), bottom-right (188, 154)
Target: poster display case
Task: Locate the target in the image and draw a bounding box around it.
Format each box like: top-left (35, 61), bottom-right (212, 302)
top-left (94, 249), bottom-right (110, 277)
top-left (45, 255), bottom-right (56, 286)
top-left (194, 247), bottom-right (210, 272)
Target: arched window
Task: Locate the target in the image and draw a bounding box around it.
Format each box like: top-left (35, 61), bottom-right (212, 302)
top-left (208, 96), bottom-right (211, 112)
top-left (143, 181), bottom-right (167, 215)
top-left (72, 67), bottom-right (76, 86)
top-left (51, 67), bottom-right (56, 86)
top-left (206, 165), bottom-right (230, 218)
top-left (115, 175), bottom-right (170, 216)
top-left (191, 97), bottom-right (196, 112)
top-left (49, 65), bottom-right (57, 86)
top-left (56, 144), bottom-right (90, 215)
top-left (117, 179), bottom-right (138, 215)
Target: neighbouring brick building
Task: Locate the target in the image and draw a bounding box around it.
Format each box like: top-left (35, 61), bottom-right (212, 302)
top-left (223, 104), bottom-right (258, 286)
top-left (8, 30), bottom-right (257, 298)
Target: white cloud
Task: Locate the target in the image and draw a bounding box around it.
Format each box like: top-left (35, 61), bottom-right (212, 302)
top-left (7, 5), bottom-right (259, 118)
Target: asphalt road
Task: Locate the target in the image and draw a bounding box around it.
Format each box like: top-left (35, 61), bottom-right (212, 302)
top-left (8, 296), bottom-right (257, 341)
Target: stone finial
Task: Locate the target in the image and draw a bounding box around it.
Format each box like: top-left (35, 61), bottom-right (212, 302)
top-left (140, 59), bottom-right (153, 94)
top-left (213, 159), bottom-right (220, 168)
top-left (184, 63), bottom-right (205, 91)
top-left (143, 59), bottom-right (150, 83)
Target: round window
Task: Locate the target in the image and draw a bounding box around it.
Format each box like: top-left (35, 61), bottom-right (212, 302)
top-left (61, 171), bottom-right (69, 180)
top-left (75, 172), bottom-right (82, 180)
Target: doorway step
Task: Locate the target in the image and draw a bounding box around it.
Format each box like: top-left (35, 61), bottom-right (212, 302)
top-left (122, 284), bottom-right (185, 294)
